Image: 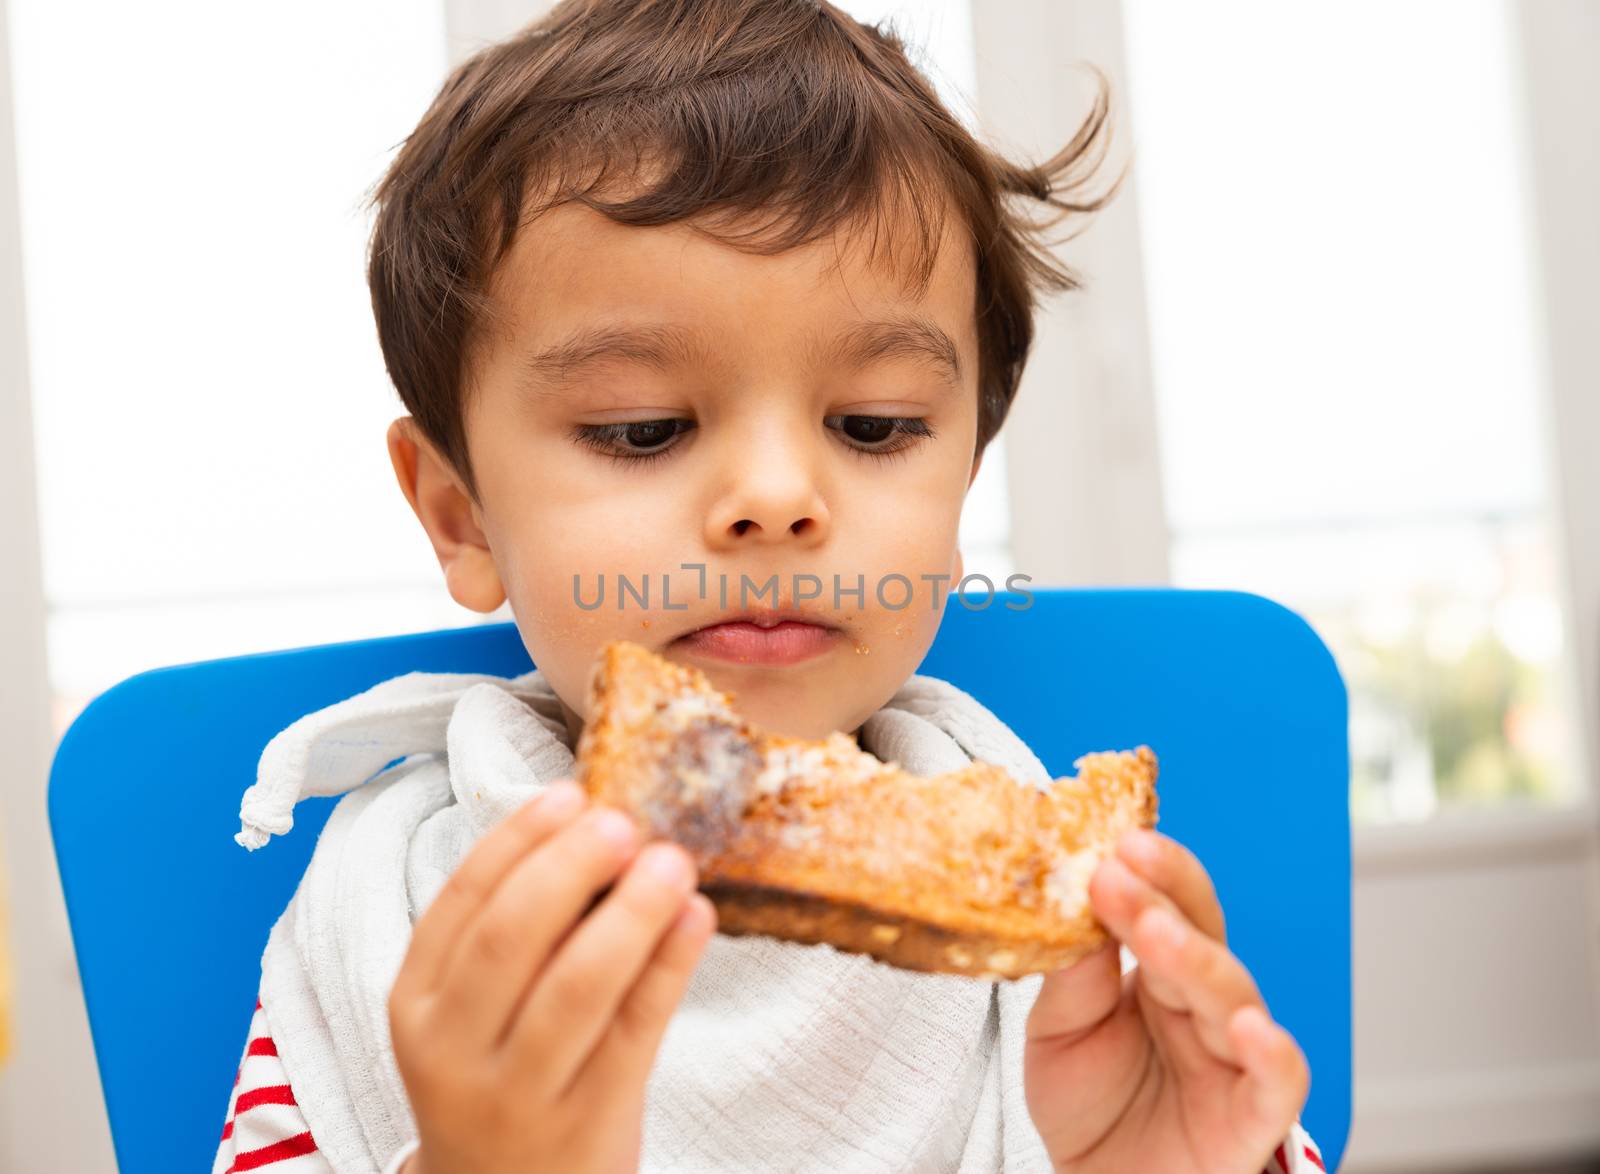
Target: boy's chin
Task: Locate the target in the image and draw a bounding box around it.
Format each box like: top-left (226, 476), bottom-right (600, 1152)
top-left (680, 662), bottom-right (862, 742)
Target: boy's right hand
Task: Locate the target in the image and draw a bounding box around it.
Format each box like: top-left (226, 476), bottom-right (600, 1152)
top-left (388, 779), bottom-right (716, 1174)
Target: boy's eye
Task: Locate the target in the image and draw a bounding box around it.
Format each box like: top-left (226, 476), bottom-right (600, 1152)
top-left (570, 414), bottom-right (936, 466)
top-left (615, 420), bottom-right (682, 450)
top-left (571, 419), bottom-right (695, 464)
top-left (840, 416), bottom-right (896, 444)
top-left (827, 415), bottom-right (936, 457)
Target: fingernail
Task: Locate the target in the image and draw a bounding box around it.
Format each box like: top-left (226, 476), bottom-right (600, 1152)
top-left (594, 808), bottom-right (636, 847)
top-left (641, 843), bottom-right (690, 886)
top-left (541, 782), bottom-right (584, 815)
top-left (1118, 829), bottom-right (1157, 865)
top-left (1097, 855), bottom-right (1134, 890)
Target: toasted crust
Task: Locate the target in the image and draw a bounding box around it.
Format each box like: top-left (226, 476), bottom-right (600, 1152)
top-left (573, 640), bottom-right (1159, 979)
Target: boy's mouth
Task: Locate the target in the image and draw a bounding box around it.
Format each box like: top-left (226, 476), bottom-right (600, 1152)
top-left (672, 608), bottom-right (843, 666)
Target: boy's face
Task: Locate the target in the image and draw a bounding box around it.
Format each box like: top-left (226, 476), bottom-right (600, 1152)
top-left (389, 196), bottom-right (983, 744)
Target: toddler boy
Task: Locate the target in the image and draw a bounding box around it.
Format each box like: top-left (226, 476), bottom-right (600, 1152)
top-left (215, 1), bottom-right (1325, 1170)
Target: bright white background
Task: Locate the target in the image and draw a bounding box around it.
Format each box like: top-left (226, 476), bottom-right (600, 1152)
top-left (10, 0), bottom-right (472, 717)
top-left (12, 0), bottom-right (1015, 734)
top-left (1121, 0), bottom-right (1579, 827)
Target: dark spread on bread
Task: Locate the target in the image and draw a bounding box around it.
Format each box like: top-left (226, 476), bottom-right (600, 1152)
top-left (632, 716), bottom-right (762, 857)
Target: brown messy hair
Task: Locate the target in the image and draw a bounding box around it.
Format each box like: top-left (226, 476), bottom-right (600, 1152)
top-left (365, 0), bottom-right (1123, 502)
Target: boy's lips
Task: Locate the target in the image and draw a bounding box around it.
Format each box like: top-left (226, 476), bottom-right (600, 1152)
top-left (673, 609), bottom-right (843, 665)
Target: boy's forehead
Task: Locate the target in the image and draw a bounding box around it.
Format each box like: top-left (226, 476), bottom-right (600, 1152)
top-left (489, 198), bottom-right (977, 339)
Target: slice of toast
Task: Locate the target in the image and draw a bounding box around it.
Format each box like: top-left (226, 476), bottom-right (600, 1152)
top-left (573, 639), bottom-right (1159, 980)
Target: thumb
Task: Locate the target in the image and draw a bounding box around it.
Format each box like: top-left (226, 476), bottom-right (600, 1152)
top-left (1027, 939), bottom-right (1122, 1044)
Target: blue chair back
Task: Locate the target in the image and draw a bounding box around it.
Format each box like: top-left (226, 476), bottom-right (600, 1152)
top-left (49, 586), bottom-right (1351, 1171)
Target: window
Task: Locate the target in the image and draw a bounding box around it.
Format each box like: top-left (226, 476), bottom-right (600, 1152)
top-left (9, 1), bottom-right (493, 742)
top-left (1121, 0), bottom-right (1580, 820)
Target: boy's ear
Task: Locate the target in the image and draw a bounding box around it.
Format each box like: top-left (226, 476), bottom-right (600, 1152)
top-left (386, 417), bottom-right (507, 614)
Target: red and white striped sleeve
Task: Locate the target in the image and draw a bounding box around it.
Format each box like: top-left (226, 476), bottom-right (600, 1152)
top-left (1262, 1117), bottom-right (1326, 1173)
top-left (212, 997), bottom-right (331, 1174)
top-left (213, 996), bottom-right (420, 1174)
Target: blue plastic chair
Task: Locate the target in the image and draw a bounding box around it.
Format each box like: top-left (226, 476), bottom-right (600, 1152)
top-left (48, 586), bottom-right (1351, 1171)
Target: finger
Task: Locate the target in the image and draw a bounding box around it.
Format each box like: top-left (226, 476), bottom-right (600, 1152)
top-left (1091, 856), bottom-right (1189, 1008)
top-left (508, 841), bottom-right (705, 1096)
top-left (571, 891), bottom-right (718, 1100)
top-left (1090, 854), bottom-right (1186, 953)
top-left (1136, 990), bottom-right (1221, 1082)
top-left (1091, 856), bottom-right (1221, 1014)
top-left (1227, 1005), bottom-right (1311, 1149)
top-left (1027, 941), bottom-right (1122, 1045)
top-left (1114, 829), bottom-right (1226, 943)
top-left (1128, 904), bottom-right (1262, 1064)
top-left (431, 802), bottom-right (643, 1047)
top-left (396, 781), bottom-right (589, 1000)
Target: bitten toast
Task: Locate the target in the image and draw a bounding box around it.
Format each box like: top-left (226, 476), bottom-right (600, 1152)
top-left (572, 639), bottom-right (1159, 980)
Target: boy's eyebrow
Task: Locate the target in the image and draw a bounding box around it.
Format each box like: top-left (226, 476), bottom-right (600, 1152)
top-left (517, 314), bottom-right (964, 396)
top-left (821, 314), bottom-right (964, 393)
top-left (521, 322), bottom-right (708, 388)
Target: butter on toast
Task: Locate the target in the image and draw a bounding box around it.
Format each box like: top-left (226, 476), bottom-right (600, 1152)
top-left (572, 639), bottom-right (1159, 980)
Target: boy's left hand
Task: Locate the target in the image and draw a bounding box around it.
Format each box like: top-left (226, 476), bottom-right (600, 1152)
top-left (1023, 828), bottom-right (1310, 1173)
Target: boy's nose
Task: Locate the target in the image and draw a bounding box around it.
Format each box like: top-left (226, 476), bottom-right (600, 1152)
top-left (703, 438), bottom-right (831, 549)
